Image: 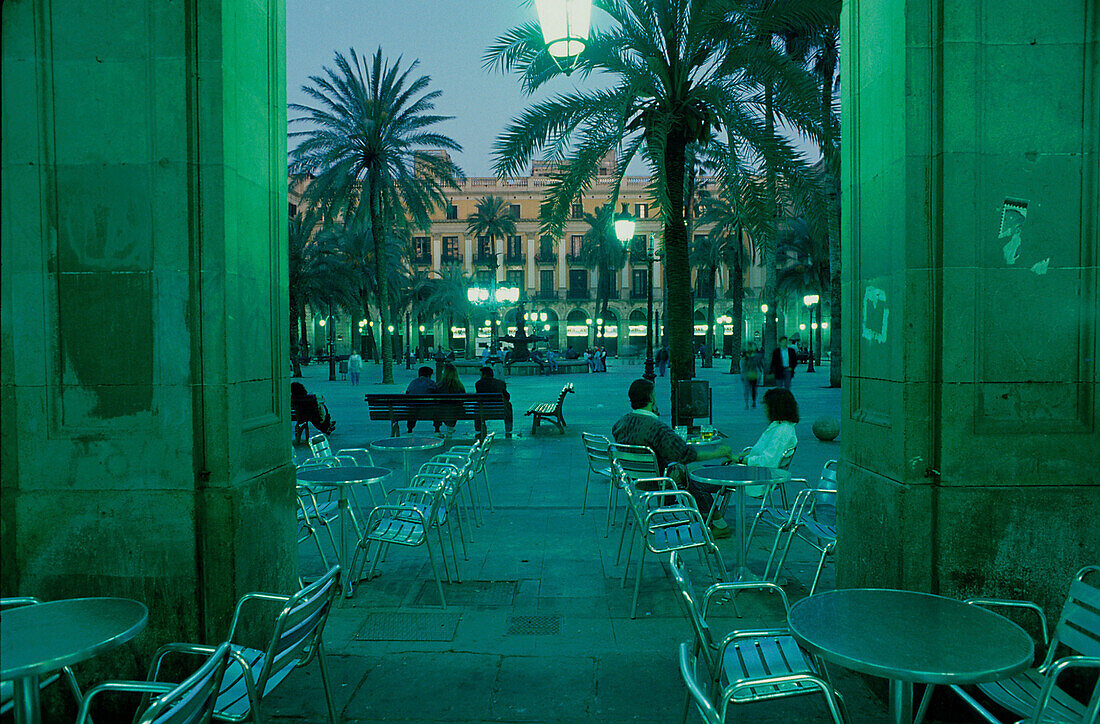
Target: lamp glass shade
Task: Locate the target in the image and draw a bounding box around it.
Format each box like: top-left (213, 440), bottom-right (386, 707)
top-left (540, 312), bottom-right (548, 322)
top-left (318, 318), bottom-right (326, 326)
top-left (535, 0), bottom-right (591, 58)
top-left (613, 211), bottom-right (636, 243)
top-left (760, 304), bottom-right (769, 313)
top-left (803, 293), bottom-right (820, 306)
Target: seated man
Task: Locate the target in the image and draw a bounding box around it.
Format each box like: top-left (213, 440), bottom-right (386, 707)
top-left (474, 366), bottom-right (513, 438)
top-left (611, 379), bottom-right (734, 537)
top-left (545, 348), bottom-right (558, 373)
top-left (291, 381), bottom-right (335, 442)
top-left (405, 365), bottom-right (441, 434)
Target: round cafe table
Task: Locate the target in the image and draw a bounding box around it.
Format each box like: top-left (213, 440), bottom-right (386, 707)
top-left (0, 597), bottom-right (148, 724)
top-left (370, 436), bottom-right (444, 487)
top-left (787, 589), bottom-right (1034, 724)
top-left (689, 465), bottom-right (789, 580)
top-left (296, 465), bottom-right (391, 597)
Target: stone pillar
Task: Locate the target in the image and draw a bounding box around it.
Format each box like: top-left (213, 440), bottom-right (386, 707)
top-left (1, 0), bottom-right (296, 671)
top-left (839, 0), bottom-right (1098, 613)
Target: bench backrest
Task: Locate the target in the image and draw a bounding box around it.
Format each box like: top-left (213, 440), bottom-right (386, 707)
top-left (554, 384), bottom-right (575, 410)
top-left (364, 394), bottom-right (508, 419)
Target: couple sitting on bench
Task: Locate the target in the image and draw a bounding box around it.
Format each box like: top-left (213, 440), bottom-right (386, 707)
top-left (404, 365), bottom-right (512, 437)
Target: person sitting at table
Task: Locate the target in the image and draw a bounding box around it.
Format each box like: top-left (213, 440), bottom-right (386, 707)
top-left (612, 378), bottom-right (735, 537)
top-left (291, 381), bottom-right (336, 442)
top-left (735, 387), bottom-right (799, 497)
top-left (475, 366), bottom-right (513, 438)
top-left (405, 365), bottom-right (441, 434)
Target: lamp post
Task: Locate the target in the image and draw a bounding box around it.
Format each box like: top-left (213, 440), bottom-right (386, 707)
top-left (803, 294), bottom-right (819, 372)
top-left (320, 308), bottom-right (336, 381)
top-left (405, 313), bottom-right (412, 369)
top-left (534, 0), bottom-right (592, 74)
top-left (613, 209), bottom-right (654, 380)
top-left (468, 285), bottom-right (520, 350)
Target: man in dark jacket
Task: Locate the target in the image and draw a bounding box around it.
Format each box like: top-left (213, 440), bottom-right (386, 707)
top-left (474, 366), bottom-right (513, 437)
top-left (406, 365), bottom-right (440, 433)
top-left (769, 336), bottom-right (798, 389)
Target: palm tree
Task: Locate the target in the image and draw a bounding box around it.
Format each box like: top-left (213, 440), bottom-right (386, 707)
top-left (290, 48), bottom-right (464, 384)
top-left (578, 204), bottom-right (628, 342)
top-left (487, 0), bottom-right (824, 412)
top-left (425, 264), bottom-right (476, 358)
top-left (288, 210), bottom-right (359, 377)
top-left (466, 195), bottom-right (517, 268)
top-left (776, 216), bottom-right (829, 356)
top-left (697, 179), bottom-right (764, 373)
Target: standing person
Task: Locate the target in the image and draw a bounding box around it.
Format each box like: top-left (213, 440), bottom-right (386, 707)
top-left (348, 350), bottom-right (363, 386)
top-left (740, 343), bottom-right (763, 409)
top-left (769, 336), bottom-right (798, 389)
top-left (475, 366), bottom-right (513, 438)
top-left (437, 362), bottom-right (465, 436)
top-left (612, 379), bottom-right (735, 537)
top-left (585, 348), bottom-right (596, 372)
top-left (597, 347), bottom-right (607, 372)
top-left (655, 346), bottom-right (670, 377)
top-left (405, 365), bottom-right (441, 434)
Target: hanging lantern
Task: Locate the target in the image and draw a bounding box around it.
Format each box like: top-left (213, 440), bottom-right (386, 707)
top-left (535, 0), bottom-right (592, 74)
top-left (613, 210), bottom-right (636, 243)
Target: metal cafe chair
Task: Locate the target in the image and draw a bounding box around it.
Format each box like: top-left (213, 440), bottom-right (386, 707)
top-left (451, 434), bottom-right (495, 517)
top-left (579, 432), bottom-right (612, 520)
top-left (619, 473), bottom-right (726, 619)
top-left (349, 482), bottom-right (451, 608)
top-left (0, 598), bottom-right (86, 716)
top-left (915, 565), bottom-right (1100, 724)
top-left (296, 491), bottom-right (333, 583)
top-left (762, 486), bottom-right (838, 595)
top-left (608, 442), bottom-right (661, 539)
top-left (669, 554), bottom-right (848, 724)
top-left (147, 566), bottom-right (342, 723)
top-left (75, 642), bottom-right (233, 724)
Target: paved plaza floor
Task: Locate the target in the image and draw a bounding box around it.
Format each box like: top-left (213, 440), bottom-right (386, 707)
top-left (272, 358), bottom-right (938, 723)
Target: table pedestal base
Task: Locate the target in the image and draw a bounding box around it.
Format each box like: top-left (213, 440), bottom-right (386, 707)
top-left (13, 675), bottom-right (41, 724)
top-left (889, 679), bottom-right (913, 724)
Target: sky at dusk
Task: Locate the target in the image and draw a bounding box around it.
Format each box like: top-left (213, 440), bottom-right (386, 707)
top-left (286, 0), bottom-right (819, 178)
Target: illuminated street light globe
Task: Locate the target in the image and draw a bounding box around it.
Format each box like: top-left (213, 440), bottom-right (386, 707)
top-left (419, 325), bottom-right (425, 332)
top-left (822, 322), bottom-right (829, 329)
top-left (540, 312), bottom-right (548, 322)
top-left (585, 318), bottom-right (593, 325)
top-left (387, 325), bottom-right (394, 333)
top-left (613, 210), bottom-right (636, 243)
top-left (535, 0), bottom-right (591, 72)
top-left (760, 304), bottom-right (768, 313)
top-left (803, 293), bottom-right (820, 306)
top-left (318, 318), bottom-right (326, 327)
top-left (495, 287), bottom-right (520, 304)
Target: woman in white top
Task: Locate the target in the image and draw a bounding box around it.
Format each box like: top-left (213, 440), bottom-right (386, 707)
top-left (737, 387), bottom-right (799, 467)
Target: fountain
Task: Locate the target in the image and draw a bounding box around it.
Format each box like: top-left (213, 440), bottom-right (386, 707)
top-left (498, 302), bottom-right (545, 362)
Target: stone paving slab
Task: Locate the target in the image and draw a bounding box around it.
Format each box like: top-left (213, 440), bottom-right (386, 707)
top-left (267, 361), bottom-right (939, 723)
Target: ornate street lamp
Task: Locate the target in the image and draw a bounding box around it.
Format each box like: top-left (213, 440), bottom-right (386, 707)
top-left (614, 210), bottom-right (657, 380)
top-left (468, 285), bottom-right (520, 348)
top-left (803, 294), bottom-right (819, 372)
top-left (535, 0), bottom-right (592, 74)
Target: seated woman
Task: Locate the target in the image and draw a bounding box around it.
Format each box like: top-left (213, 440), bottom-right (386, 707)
top-left (291, 381), bottom-right (336, 442)
top-left (436, 363), bottom-right (465, 437)
top-left (736, 387), bottom-right (798, 495)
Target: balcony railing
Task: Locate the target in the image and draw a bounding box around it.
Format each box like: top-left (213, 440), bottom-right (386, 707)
top-left (473, 253), bottom-right (498, 267)
top-left (413, 254), bottom-right (432, 265)
top-left (535, 253), bottom-right (557, 265)
top-left (567, 289), bottom-right (590, 300)
top-left (533, 290), bottom-right (559, 300)
top-left (565, 253), bottom-right (585, 266)
top-left (441, 253), bottom-right (463, 264)
top-left (504, 253), bottom-right (525, 265)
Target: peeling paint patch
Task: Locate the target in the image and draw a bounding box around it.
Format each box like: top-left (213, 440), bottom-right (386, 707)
top-left (998, 198), bottom-right (1028, 265)
top-left (861, 287), bottom-right (888, 344)
top-left (1030, 258), bottom-right (1050, 275)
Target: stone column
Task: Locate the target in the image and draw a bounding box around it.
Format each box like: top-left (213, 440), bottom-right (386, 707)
top-left (1, 0), bottom-right (296, 672)
top-left (839, 0), bottom-right (1098, 613)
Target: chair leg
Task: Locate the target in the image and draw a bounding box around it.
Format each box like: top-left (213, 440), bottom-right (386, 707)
top-left (809, 545), bottom-right (833, 595)
top-left (605, 482), bottom-right (617, 537)
top-left (914, 685), bottom-right (935, 724)
top-left (445, 518), bottom-right (462, 582)
top-left (481, 467), bottom-right (495, 513)
top-left (630, 547), bottom-right (646, 619)
top-left (621, 526), bottom-right (637, 587)
top-left (582, 468), bottom-right (591, 515)
top-left (615, 511), bottom-right (632, 565)
top-left (316, 641), bottom-right (339, 724)
top-left (762, 526), bottom-right (789, 582)
top-left (435, 525), bottom-right (454, 583)
top-left (425, 537), bottom-right (447, 609)
top-left (366, 540), bottom-right (388, 581)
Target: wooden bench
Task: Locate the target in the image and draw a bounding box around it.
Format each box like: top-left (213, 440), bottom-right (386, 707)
top-left (525, 384), bottom-right (575, 435)
top-left (365, 393), bottom-right (508, 437)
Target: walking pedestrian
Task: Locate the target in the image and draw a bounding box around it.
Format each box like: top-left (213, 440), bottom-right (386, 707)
top-left (655, 346), bottom-right (669, 377)
top-left (348, 350), bottom-right (363, 386)
top-left (740, 343), bottom-right (763, 409)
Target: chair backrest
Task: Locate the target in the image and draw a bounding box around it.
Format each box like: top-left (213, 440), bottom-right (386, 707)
top-left (581, 433), bottom-right (611, 467)
top-left (1047, 565), bottom-right (1100, 663)
top-left (297, 458), bottom-right (337, 470)
top-left (820, 460), bottom-right (838, 490)
top-left (678, 642), bottom-right (723, 724)
top-left (255, 567), bottom-right (340, 695)
top-left (308, 434), bottom-right (332, 457)
top-left (778, 444), bottom-right (797, 471)
top-left (335, 448), bottom-right (375, 466)
top-left (669, 553), bottom-right (719, 672)
top-left (138, 643), bottom-right (233, 724)
top-left (609, 443), bottom-right (660, 480)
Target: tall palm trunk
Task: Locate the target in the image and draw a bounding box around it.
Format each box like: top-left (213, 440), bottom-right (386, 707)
top-left (763, 81), bottom-right (779, 362)
top-left (822, 40), bottom-right (842, 387)
top-left (663, 122), bottom-right (695, 396)
top-left (707, 266), bottom-right (717, 361)
top-left (299, 303), bottom-right (310, 361)
top-left (369, 172), bottom-right (394, 384)
top-left (728, 234), bottom-right (745, 374)
top-left (290, 301), bottom-right (303, 377)
top-left (464, 314), bottom-right (474, 357)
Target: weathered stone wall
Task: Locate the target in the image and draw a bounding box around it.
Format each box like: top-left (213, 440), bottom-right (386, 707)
top-left (0, 0), bottom-right (295, 676)
top-left (838, 0), bottom-right (1099, 615)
